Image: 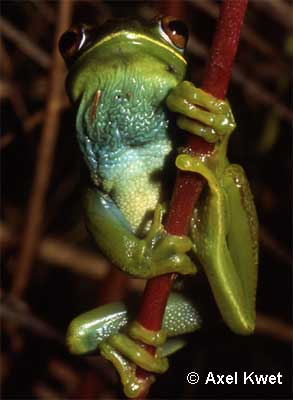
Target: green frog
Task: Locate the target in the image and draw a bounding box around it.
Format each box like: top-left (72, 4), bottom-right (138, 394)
top-left (59, 16), bottom-right (258, 398)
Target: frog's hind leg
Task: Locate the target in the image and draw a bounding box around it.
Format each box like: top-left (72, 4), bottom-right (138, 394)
top-left (100, 292), bottom-right (202, 374)
top-left (67, 293), bottom-right (201, 398)
top-left (66, 301), bottom-right (128, 355)
top-left (99, 292), bottom-right (201, 397)
top-left (177, 154), bottom-right (258, 335)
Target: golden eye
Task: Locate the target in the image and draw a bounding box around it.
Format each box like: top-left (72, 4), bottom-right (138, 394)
top-left (59, 24), bottom-right (92, 63)
top-left (161, 16), bottom-right (188, 50)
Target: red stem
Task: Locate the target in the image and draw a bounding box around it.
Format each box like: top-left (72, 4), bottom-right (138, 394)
top-left (135, 0), bottom-right (248, 389)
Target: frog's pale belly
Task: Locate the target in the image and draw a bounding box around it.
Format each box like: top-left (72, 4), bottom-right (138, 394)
top-left (114, 173), bottom-right (160, 231)
top-left (101, 141), bottom-right (173, 231)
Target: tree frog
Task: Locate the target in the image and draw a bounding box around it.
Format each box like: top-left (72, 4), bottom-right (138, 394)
top-left (59, 16), bottom-right (258, 398)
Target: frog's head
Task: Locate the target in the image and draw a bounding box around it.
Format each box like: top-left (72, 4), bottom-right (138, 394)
top-left (59, 16), bottom-right (189, 105)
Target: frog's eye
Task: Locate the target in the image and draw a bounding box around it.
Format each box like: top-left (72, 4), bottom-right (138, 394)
top-left (160, 16), bottom-right (188, 50)
top-left (59, 24), bottom-right (92, 63)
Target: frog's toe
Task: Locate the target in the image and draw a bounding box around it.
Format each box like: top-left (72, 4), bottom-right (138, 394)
top-left (167, 80), bottom-right (235, 139)
top-left (153, 235), bottom-right (197, 276)
top-left (169, 81), bottom-right (228, 114)
top-left (106, 333), bottom-right (169, 374)
top-left (177, 115), bottom-right (218, 143)
top-left (162, 254), bottom-right (197, 275)
top-left (100, 341), bottom-right (156, 399)
top-left (67, 321), bottom-right (97, 355)
top-left (157, 234), bottom-right (193, 254)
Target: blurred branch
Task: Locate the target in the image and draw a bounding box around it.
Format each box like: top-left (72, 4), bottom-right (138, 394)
top-left (11, 0), bottom-right (73, 299)
top-left (189, 0), bottom-right (279, 58)
top-left (33, 384), bottom-right (63, 400)
top-left (1, 284), bottom-right (292, 346)
top-left (0, 39), bottom-right (13, 77)
top-left (251, 0), bottom-right (293, 30)
top-left (232, 66), bottom-right (292, 121)
top-left (23, 98), bottom-right (69, 133)
top-left (0, 132), bottom-right (15, 150)
top-left (30, 0), bottom-right (56, 24)
top-left (0, 290), bottom-right (119, 386)
top-left (260, 226), bottom-right (291, 266)
top-left (256, 313), bottom-right (293, 343)
top-left (0, 79), bottom-right (28, 119)
top-left (0, 16), bottom-right (51, 69)
top-left (0, 222), bottom-right (144, 292)
top-left (0, 291), bottom-right (64, 343)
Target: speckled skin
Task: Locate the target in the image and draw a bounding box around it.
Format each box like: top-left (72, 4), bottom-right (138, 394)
top-left (66, 21), bottom-right (186, 231)
top-left (76, 78), bottom-right (172, 228)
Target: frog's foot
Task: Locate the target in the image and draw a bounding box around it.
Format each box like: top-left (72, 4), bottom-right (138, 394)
top-left (167, 80), bottom-right (236, 143)
top-left (100, 322), bottom-right (169, 398)
top-left (137, 203), bottom-right (197, 278)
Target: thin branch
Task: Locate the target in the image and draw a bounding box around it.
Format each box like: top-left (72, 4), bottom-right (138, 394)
top-left (0, 16), bottom-right (51, 69)
top-left (0, 79), bottom-right (28, 119)
top-left (0, 132), bottom-right (15, 150)
top-left (259, 226), bottom-right (291, 266)
top-left (29, 0), bottom-right (56, 24)
top-left (0, 291), bottom-right (119, 386)
top-left (0, 222), bottom-right (144, 292)
top-left (23, 98), bottom-right (69, 133)
top-left (0, 39), bottom-right (13, 78)
top-left (232, 66), bottom-right (293, 121)
top-left (0, 293), bottom-right (64, 343)
top-left (256, 313), bottom-right (293, 343)
top-left (251, 0), bottom-right (293, 31)
top-left (11, 0), bottom-right (73, 299)
top-left (189, 0), bottom-right (279, 59)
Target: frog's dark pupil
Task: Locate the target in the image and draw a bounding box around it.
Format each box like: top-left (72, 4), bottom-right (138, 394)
top-left (168, 20), bottom-right (188, 39)
top-left (59, 31), bottom-right (79, 56)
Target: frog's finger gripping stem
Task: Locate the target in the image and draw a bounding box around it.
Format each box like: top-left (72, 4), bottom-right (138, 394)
top-left (134, 0), bottom-right (249, 393)
top-left (100, 324), bottom-right (168, 398)
top-left (167, 81), bottom-right (236, 143)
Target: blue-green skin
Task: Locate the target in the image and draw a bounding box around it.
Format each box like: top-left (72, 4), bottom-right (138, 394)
top-left (63, 17), bottom-right (258, 398)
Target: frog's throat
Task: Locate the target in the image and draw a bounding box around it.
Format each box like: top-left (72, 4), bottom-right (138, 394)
top-left (79, 31), bottom-right (187, 66)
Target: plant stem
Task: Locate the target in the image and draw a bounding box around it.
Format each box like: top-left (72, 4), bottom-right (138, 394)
top-left (135, 0), bottom-right (248, 391)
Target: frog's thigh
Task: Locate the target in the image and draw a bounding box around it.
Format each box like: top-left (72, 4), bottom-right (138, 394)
top-left (162, 292), bottom-right (201, 337)
top-left (157, 292), bottom-right (202, 357)
top-left (223, 164), bottom-right (258, 330)
top-left (66, 302), bottom-right (128, 355)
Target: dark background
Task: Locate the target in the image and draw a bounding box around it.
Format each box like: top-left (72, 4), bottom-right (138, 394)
top-left (1, 1), bottom-right (292, 399)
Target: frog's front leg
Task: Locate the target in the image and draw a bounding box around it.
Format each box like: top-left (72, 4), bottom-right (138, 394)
top-left (167, 80), bottom-right (235, 143)
top-left (67, 292), bottom-right (201, 398)
top-left (84, 187), bottom-right (197, 278)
